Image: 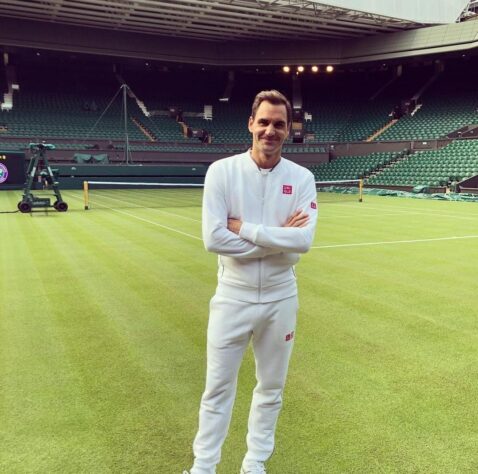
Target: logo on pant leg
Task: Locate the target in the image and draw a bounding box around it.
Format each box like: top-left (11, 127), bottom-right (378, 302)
top-left (285, 331), bottom-right (294, 342)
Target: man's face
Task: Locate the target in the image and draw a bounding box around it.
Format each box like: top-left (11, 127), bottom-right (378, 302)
top-left (248, 101), bottom-right (290, 157)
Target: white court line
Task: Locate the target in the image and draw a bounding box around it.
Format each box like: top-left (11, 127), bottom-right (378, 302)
top-left (127, 188), bottom-right (201, 208)
top-left (149, 207), bottom-right (201, 223)
top-left (87, 192), bottom-right (202, 223)
top-left (86, 180), bottom-right (203, 187)
top-left (312, 235), bottom-right (478, 249)
top-left (316, 201), bottom-right (478, 221)
top-left (64, 192), bottom-right (478, 249)
top-left (88, 187), bottom-right (201, 211)
top-left (110, 209), bottom-right (202, 241)
top-left (324, 203), bottom-right (478, 221)
top-left (90, 192), bottom-right (405, 223)
top-left (318, 211), bottom-right (432, 220)
top-left (65, 192), bottom-right (202, 241)
top-left (362, 204), bottom-right (478, 221)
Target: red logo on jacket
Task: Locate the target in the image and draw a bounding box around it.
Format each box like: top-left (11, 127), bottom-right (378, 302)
top-left (283, 185), bottom-right (293, 194)
top-left (285, 331), bottom-right (295, 342)
top-left (311, 201), bottom-right (317, 209)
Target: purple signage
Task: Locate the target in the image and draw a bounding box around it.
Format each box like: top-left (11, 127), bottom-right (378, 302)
top-left (0, 163), bottom-right (8, 184)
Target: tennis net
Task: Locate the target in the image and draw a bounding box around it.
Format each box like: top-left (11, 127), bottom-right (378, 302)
top-left (82, 181), bottom-right (204, 210)
top-left (82, 178), bottom-right (362, 210)
top-left (315, 179), bottom-right (363, 203)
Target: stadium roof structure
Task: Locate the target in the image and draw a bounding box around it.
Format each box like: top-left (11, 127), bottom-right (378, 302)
top-left (0, 0), bottom-right (434, 42)
top-left (0, 0), bottom-right (476, 66)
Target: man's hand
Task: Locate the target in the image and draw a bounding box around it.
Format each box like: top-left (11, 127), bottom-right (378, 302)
top-left (227, 218), bottom-right (242, 235)
top-left (228, 209), bottom-right (308, 235)
top-left (284, 209), bottom-right (309, 228)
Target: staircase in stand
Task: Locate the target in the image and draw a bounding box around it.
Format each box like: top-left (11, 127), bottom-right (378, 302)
top-left (365, 118), bottom-right (398, 142)
top-left (366, 151), bottom-right (411, 180)
top-left (131, 116), bottom-right (157, 141)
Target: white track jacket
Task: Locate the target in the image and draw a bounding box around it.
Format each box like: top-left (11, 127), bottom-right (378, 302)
top-left (202, 151), bottom-right (318, 303)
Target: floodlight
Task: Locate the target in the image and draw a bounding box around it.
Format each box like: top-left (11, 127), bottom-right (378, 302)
top-left (311, 65), bottom-right (319, 73)
top-left (297, 66), bottom-right (304, 73)
top-left (282, 66), bottom-right (290, 73)
top-left (326, 65), bottom-right (334, 73)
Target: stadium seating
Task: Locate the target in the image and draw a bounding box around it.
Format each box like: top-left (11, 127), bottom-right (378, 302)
top-left (378, 66), bottom-right (478, 141)
top-left (310, 151), bottom-right (399, 181)
top-left (1, 90), bottom-right (149, 141)
top-left (3, 54), bottom-right (478, 159)
top-left (366, 140), bottom-right (478, 187)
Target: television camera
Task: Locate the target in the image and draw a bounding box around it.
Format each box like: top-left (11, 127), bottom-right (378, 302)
top-left (18, 142), bottom-right (68, 213)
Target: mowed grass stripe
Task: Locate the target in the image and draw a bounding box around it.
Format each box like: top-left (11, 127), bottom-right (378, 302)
top-left (286, 197), bottom-right (478, 471)
top-left (85, 191), bottom-right (203, 230)
top-left (86, 188), bottom-right (203, 210)
top-left (362, 197), bottom-right (478, 220)
top-left (315, 196), bottom-right (478, 247)
top-left (2, 190), bottom-right (478, 473)
top-left (1, 212), bottom-right (111, 472)
top-left (64, 190), bottom-right (203, 241)
top-left (294, 229), bottom-right (478, 472)
top-left (1, 193), bottom-right (212, 472)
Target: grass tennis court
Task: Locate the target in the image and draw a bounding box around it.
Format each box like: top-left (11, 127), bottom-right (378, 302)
top-left (1, 188), bottom-right (478, 473)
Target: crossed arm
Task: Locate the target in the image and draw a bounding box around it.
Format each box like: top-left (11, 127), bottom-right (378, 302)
top-left (202, 164), bottom-right (318, 258)
top-left (227, 209), bottom-right (309, 234)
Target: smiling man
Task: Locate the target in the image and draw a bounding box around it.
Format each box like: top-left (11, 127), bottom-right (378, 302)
top-left (184, 90), bottom-right (318, 474)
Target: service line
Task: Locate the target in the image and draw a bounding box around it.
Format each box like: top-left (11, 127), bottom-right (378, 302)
top-left (312, 234), bottom-right (478, 249)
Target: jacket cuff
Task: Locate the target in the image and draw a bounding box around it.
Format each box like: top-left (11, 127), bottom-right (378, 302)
top-left (239, 221), bottom-right (258, 243)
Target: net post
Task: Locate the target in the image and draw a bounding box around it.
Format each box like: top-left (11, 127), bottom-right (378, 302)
top-left (83, 180), bottom-right (89, 210)
top-left (359, 179), bottom-right (363, 202)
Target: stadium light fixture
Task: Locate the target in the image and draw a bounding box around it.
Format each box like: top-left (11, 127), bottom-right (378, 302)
top-left (297, 66), bottom-right (305, 73)
top-left (311, 65), bottom-right (319, 73)
top-left (282, 66), bottom-right (290, 73)
top-left (326, 65), bottom-right (334, 73)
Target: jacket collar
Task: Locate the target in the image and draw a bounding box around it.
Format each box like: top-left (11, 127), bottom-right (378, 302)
top-left (245, 149), bottom-right (283, 173)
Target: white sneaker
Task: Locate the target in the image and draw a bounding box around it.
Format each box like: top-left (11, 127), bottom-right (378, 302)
top-left (240, 461), bottom-right (266, 474)
top-left (185, 468), bottom-right (215, 474)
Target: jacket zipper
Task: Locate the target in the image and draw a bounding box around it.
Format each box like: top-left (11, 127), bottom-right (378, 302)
top-left (258, 171), bottom-right (268, 301)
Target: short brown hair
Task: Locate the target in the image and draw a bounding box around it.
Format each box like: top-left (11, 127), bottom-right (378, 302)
top-left (251, 90), bottom-right (292, 126)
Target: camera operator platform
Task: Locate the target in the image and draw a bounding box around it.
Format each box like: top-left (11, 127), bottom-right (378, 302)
top-left (18, 143), bottom-right (68, 213)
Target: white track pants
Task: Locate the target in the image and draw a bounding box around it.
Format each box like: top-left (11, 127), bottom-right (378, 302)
top-left (191, 294), bottom-right (298, 473)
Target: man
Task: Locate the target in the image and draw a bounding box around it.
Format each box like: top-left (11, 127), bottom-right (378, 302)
top-left (184, 90), bottom-right (318, 474)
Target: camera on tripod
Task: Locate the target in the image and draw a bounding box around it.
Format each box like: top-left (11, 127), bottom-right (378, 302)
top-left (17, 142), bottom-right (68, 213)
